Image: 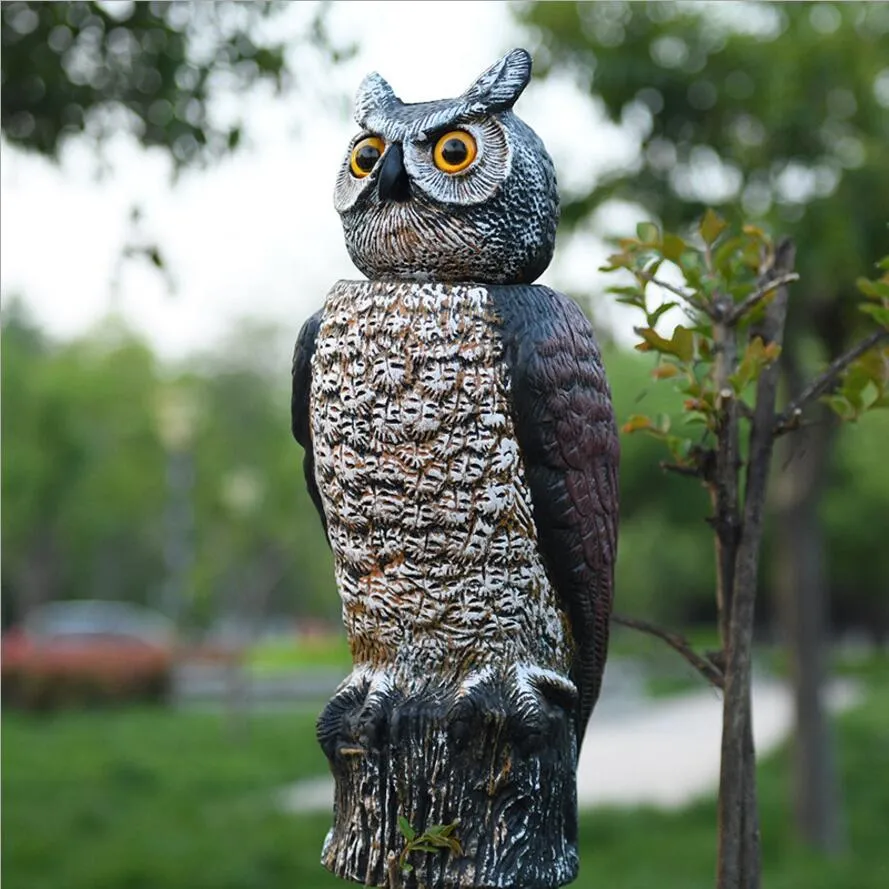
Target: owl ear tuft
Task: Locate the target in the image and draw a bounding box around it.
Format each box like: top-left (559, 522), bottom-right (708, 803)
top-left (354, 72), bottom-right (398, 126)
top-left (461, 48), bottom-right (532, 113)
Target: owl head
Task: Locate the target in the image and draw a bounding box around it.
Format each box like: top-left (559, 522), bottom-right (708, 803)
top-left (333, 48), bottom-right (559, 286)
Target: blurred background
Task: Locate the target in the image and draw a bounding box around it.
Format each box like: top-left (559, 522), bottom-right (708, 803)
top-left (1, 2), bottom-right (887, 888)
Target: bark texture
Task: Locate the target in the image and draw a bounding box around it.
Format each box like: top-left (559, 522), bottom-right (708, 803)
top-left (318, 671), bottom-right (578, 888)
top-left (716, 238), bottom-right (796, 889)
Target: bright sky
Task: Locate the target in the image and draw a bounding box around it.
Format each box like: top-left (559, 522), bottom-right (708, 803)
top-left (0, 1), bottom-right (646, 365)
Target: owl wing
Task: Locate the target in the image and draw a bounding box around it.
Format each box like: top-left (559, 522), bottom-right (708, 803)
top-left (291, 309), bottom-right (329, 542)
top-left (489, 284), bottom-right (619, 744)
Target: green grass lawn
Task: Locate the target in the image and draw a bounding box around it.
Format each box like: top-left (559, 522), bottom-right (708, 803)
top-left (247, 634), bottom-right (351, 674)
top-left (3, 664), bottom-right (888, 889)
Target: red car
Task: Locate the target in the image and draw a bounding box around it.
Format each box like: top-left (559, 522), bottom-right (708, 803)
top-left (2, 601), bottom-right (176, 709)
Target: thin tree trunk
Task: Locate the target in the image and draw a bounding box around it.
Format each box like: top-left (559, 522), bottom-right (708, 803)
top-left (717, 239), bottom-right (795, 889)
top-left (772, 403), bottom-right (845, 853)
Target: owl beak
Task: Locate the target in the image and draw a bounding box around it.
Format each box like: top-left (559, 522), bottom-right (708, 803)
top-left (377, 143), bottom-right (411, 203)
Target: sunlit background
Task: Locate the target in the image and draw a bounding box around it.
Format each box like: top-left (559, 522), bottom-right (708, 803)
top-left (2, 2), bottom-right (888, 888)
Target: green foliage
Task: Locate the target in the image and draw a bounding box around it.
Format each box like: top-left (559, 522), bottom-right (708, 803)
top-left (1, 307), bottom-right (168, 611)
top-left (3, 668), bottom-right (889, 889)
top-left (397, 817), bottom-right (463, 874)
top-left (826, 254), bottom-right (889, 421)
top-left (601, 211), bottom-right (885, 479)
top-left (821, 405), bottom-right (889, 631)
top-left (0, 303), bottom-right (335, 628)
top-left (518, 0), bottom-right (888, 372)
top-left (0, 0), bottom-right (351, 167)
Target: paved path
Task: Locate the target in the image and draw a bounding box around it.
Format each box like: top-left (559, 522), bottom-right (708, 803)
top-left (576, 678), bottom-right (858, 808)
top-left (278, 677), bottom-right (861, 815)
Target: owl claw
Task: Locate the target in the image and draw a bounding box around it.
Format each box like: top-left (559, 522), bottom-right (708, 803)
top-left (507, 665), bottom-right (578, 755)
top-left (317, 668), bottom-right (398, 760)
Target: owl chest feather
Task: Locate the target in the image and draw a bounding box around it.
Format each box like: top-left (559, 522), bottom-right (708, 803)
top-left (310, 280), bottom-right (570, 677)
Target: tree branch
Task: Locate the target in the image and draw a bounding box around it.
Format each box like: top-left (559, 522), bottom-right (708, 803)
top-left (724, 273), bottom-right (800, 325)
top-left (611, 612), bottom-right (724, 689)
top-left (773, 328), bottom-right (889, 436)
top-left (641, 273), bottom-right (712, 316)
top-left (660, 460), bottom-right (704, 479)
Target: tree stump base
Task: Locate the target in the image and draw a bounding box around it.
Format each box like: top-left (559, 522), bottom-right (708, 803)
top-left (318, 669), bottom-right (579, 888)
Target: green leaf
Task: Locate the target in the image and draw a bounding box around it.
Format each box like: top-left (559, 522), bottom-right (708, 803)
top-left (622, 414), bottom-right (654, 433)
top-left (426, 822), bottom-right (459, 838)
top-left (634, 327), bottom-right (675, 354)
top-left (859, 380), bottom-right (880, 411)
top-left (856, 277), bottom-right (889, 301)
top-left (398, 816), bottom-right (416, 841)
top-left (666, 435), bottom-right (693, 460)
top-left (648, 301), bottom-right (679, 325)
top-left (683, 411), bottom-right (711, 427)
top-left (671, 326), bottom-right (695, 362)
top-left (609, 285), bottom-right (646, 297)
top-left (823, 394), bottom-right (857, 421)
top-left (712, 236), bottom-right (745, 274)
top-left (730, 336), bottom-right (782, 393)
top-left (678, 250), bottom-right (704, 288)
top-left (699, 209), bottom-right (728, 246)
top-left (599, 252), bottom-right (633, 272)
top-left (859, 303), bottom-right (889, 327)
top-left (661, 233), bottom-right (686, 263)
top-left (636, 221), bottom-right (660, 245)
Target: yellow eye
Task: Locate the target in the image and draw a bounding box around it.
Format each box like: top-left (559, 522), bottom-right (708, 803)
top-left (433, 130), bottom-right (477, 174)
top-left (350, 135), bottom-right (385, 178)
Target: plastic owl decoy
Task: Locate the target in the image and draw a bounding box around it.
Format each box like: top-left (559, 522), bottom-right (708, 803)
top-left (292, 49), bottom-right (619, 889)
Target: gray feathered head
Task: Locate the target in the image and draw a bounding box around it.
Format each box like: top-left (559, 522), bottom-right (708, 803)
top-left (333, 49), bottom-right (559, 285)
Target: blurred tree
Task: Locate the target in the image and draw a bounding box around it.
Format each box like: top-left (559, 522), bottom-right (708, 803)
top-left (0, 306), bottom-right (337, 629)
top-left (1, 304), bottom-right (168, 620)
top-left (186, 319), bottom-right (336, 629)
top-left (516, 0), bottom-right (889, 854)
top-left (0, 0), bottom-right (350, 168)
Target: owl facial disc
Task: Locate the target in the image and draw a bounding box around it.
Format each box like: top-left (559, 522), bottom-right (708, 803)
top-left (334, 49), bottom-right (560, 285)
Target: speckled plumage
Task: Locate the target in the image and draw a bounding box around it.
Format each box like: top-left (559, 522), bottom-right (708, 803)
top-left (310, 279), bottom-right (572, 679)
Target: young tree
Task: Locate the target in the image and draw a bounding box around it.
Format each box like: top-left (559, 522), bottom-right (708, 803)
top-left (603, 211), bottom-right (887, 889)
top-left (516, 0), bottom-right (889, 852)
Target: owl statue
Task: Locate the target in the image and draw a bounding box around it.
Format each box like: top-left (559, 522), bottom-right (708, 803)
top-left (292, 49), bottom-right (619, 889)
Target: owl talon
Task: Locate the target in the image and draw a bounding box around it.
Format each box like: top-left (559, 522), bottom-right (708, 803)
top-left (507, 665), bottom-right (578, 755)
top-left (446, 668), bottom-right (506, 751)
top-left (350, 704), bottom-right (391, 751)
top-left (317, 669), bottom-right (398, 760)
top-left (390, 697), bottom-right (437, 745)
